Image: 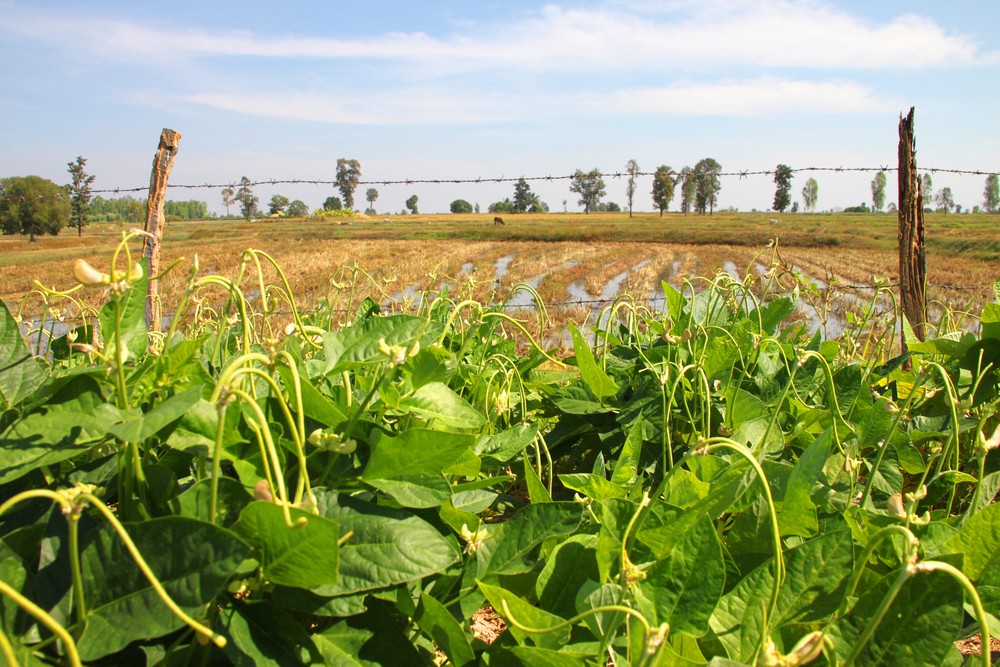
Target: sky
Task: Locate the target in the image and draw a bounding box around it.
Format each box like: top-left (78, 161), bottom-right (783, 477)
top-left (1, 0), bottom-right (999, 216)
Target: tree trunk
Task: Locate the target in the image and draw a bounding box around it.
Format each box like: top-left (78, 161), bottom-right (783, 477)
top-left (897, 107), bottom-right (927, 352)
top-left (142, 128), bottom-right (182, 332)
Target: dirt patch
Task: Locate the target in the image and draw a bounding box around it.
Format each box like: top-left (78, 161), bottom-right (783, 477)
top-left (471, 606), bottom-right (506, 645)
top-left (956, 634), bottom-right (1000, 663)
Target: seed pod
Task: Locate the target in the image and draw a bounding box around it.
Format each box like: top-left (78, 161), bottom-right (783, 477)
top-left (73, 259), bottom-right (110, 287)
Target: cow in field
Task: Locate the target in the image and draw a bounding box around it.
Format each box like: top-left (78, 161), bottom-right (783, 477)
top-left (493, 216), bottom-right (505, 226)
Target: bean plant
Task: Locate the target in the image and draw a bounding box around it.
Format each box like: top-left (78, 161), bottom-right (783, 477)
top-left (0, 234), bottom-right (998, 666)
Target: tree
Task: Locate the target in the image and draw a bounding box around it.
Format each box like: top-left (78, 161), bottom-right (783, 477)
top-left (801, 177), bottom-right (819, 212)
top-left (323, 196), bottom-right (343, 211)
top-left (66, 156), bottom-right (95, 236)
top-left (772, 164), bottom-right (793, 213)
top-left (235, 176), bottom-right (258, 220)
top-left (625, 159), bottom-right (640, 218)
top-left (488, 199), bottom-right (515, 214)
top-left (0, 176), bottom-right (70, 241)
top-left (678, 167), bottom-right (696, 214)
top-left (450, 199), bottom-right (473, 214)
top-left (984, 174), bottom-right (999, 213)
top-left (366, 188), bottom-right (379, 213)
top-left (268, 194), bottom-right (290, 216)
top-left (221, 187), bottom-right (235, 217)
top-left (935, 187), bottom-right (955, 213)
top-left (871, 171), bottom-right (887, 212)
top-left (405, 195), bottom-right (419, 214)
top-left (512, 178), bottom-right (538, 213)
top-left (693, 158), bottom-right (722, 214)
top-left (920, 173), bottom-right (933, 203)
top-left (335, 158), bottom-right (362, 209)
top-left (569, 169), bottom-right (605, 213)
top-left (650, 165), bottom-right (676, 217)
top-left (287, 200), bottom-right (309, 217)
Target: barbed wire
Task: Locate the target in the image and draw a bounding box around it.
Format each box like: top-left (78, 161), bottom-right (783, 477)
top-left (4, 165), bottom-right (999, 202)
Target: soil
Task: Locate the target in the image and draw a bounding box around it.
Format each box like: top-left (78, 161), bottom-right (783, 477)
top-left (956, 634), bottom-right (1000, 664)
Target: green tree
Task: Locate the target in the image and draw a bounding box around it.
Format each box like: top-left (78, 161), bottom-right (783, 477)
top-left (489, 199), bottom-right (515, 214)
top-left (366, 188), bottom-right (379, 213)
top-left (935, 187), bottom-right (955, 213)
top-left (625, 159), bottom-right (640, 218)
top-left (871, 171), bottom-right (887, 212)
top-left (221, 187), bottom-right (235, 217)
top-left (801, 177), bottom-right (819, 212)
top-left (693, 158), bottom-right (722, 214)
top-left (405, 194), bottom-right (419, 214)
top-left (678, 167), bottom-right (696, 214)
top-left (268, 194), bottom-right (290, 216)
top-left (287, 200), bottom-right (309, 217)
top-left (512, 178), bottom-right (538, 213)
top-left (984, 174), bottom-right (999, 213)
top-left (772, 164), bottom-right (793, 213)
top-left (569, 169), bottom-right (605, 213)
top-left (0, 176), bottom-right (70, 241)
top-left (450, 199), bottom-right (473, 214)
top-left (235, 176), bottom-right (258, 220)
top-left (920, 173), bottom-right (933, 203)
top-left (650, 165), bottom-right (676, 217)
top-left (336, 158), bottom-right (362, 209)
top-left (323, 196), bottom-right (343, 211)
top-left (67, 156), bottom-right (95, 236)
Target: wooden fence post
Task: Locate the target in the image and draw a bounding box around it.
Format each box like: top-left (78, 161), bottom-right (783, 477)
top-left (142, 128), bottom-right (181, 331)
top-left (897, 107), bottom-right (926, 351)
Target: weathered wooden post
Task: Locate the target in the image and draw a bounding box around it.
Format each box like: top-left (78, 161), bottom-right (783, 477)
top-left (897, 107), bottom-right (926, 352)
top-left (142, 128), bottom-right (181, 331)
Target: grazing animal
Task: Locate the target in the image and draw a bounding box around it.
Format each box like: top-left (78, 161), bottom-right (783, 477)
top-left (493, 216), bottom-right (505, 226)
top-left (384, 218), bottom-right (391, 223)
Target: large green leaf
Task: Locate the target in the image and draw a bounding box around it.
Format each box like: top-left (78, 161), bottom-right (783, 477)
top-left (778, 430), bottom-right (832, 537)
top-left (415, 592), bottom-right (475, 666)
top-left (322, 315), bottom-right (443, 374)
top-left (75, 516), bottom-right (250, 661)
top-left (363, 428), bottom-right (477, 507)
top-left (0, 299), bottom-right (46, 410)
top-left (220, 600), bottom-right (321, 667)
top-left (479, 581), bottom-right (569, 650)
top-left (946, 501), bottom-right (1000, 581)
top-left (477, 501), bottom-right (584, 578)
top-left (398, 382), bottom-right (485, 429)
top-left (98, 273), bottom-right (148, 360)
top-left (235, 501), bottom-right (340, 589)
top-left (107, 384), bottom-right (204, 442)
top-left (314, 492), bottom-right (461, 596)
top-left (535, 534), bottom-right (600, 619)
top-left (569, 322), bottom-right (618, 400)
top-left (476, 422), bottom-right (538, 463)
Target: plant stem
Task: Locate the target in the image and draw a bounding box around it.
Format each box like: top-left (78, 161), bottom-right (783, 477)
top-left (0, 579), bottom-right (82, 667)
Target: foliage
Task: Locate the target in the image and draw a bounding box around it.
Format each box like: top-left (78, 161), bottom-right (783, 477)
top-left (268, 194), bottom-right (290, 216)
top-left (489, 199), bottom-right (515, 214)
top-left (287, 200), bottom-right (309, 218)
top-left (0, 175), bottom-right (70, 241)
top-left (406, 194), bottom-right (419, 214)
top-left (67, 156), bottom-right (96, 237)
top-left (323, 196), bottom-right (343, 212)
top-left (625, 159), bottom-right (640, 218)
top-left (936, 187), bottom-right (956, 213)
top-left (983, 174), bottom-right (999, 214)
top-left (570, 168), bottom-right (606, 213)
top-left (235, 176), bottom-right (258, 221)
top-left (802, 177), bottom-right (819, 212)
top-left (366, 188), bottom-right (379, 213)
top-left (336, 159), bottom-right (362, 210)
top-left (513, 178), bottom-right (539, 214)
top-left (651, 165), bottom-right (676, 217)
top-left (693, 158), bottom-right (722, 214)
top-left (871, 171), bottom-right (888, 212)
top-left (221, 187), bottom-right (236, 217)
top-left (679, 166), bottom-right (696, 214)
top-left (921, 173), bottom-right (933, 203)
top-left (772, 164), bottom-right (793, 213)
top-left (843, 202), bottom-right (871, 213)
top-left (450, 199), bottom-right (473, 214)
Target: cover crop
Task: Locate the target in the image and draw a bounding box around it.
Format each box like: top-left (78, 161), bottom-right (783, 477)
top-left (1, 233), bottom-right (998, 666)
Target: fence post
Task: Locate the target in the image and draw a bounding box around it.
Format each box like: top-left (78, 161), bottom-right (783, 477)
top-left (142, 128), bottom-right (182, 332)
top-left (897, 107), bottom-right (926, 351)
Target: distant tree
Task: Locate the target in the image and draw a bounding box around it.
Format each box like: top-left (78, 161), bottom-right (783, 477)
top-left (221, 187), bottom-right (235, 217)
top-left (920, 173), bottom-right (933, 203)
top-left (843, 202), bottom-right (870, 213)
top-left (512, 178), bottom-right (538, 213)
top-left (0, 176), bottom-right (70, 241)
top-left (984, 173), bottom-right (999, 213)
top-left (488, 199), bottom-right (515, 214)
top-left (405, 194), bottom-right (419, 214)
top-left (323, 196), bottom-right (343, 211)
top-left (801, 177), bottom-right (819, 212)
top-left (597, 202), bottom-right (621, 213)
top-left (693, 158), bottom-right (722, 214)
top-left (569, 169), bottom-right (605, 213)
top-left (474, 203), bottom-right (480, 214)
top-left (772, 164), bottom-right (793, 213)
top-left (450, 199), bottom-right (473, 214)
top-left (287, 200), bottom-right (309, 217)
top-left (268, 194), bottom-right (290, 216)
top-left (625, 159), bottom-right (640, 218)
top-left (935, 187), bottom-right (955, 213)
top-left (335, 158), bottom-right (362, 209)
top-left (651, 165), bottom-right (676, 216)
top-left (871, 171), bottom-right (887, 212)
top-left (678, 167), bottom-right (696, 214)
top-left (235, 176), bottom-right (258, 220)
top-left (791, 201), bottom-right (799, 213)
top-left (163, 200), bottom-right (209, 220)
top-left (66, 156), bottom-right (95, 236)
top-left (365, 188), bottom-right (379, 213)
top-left (887, 202), bottom-right (898, 213)
top-left (528, 201), bottom-right (549, 213)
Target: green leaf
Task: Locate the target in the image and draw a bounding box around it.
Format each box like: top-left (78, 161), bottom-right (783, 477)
top-left (558, 473), bottom-right (628, 501)
top-left (313, 622), bottom-right (379, 666)
top-left (322, 315), bottom-right (443, 374)
top-left (278, 362), bottom-right (346, 428)
top-left (235, 501), bottom-right (340, 589)
top-left (479, 581), bottom-right (569, 649)
top-left (946, 502), bottom-right (1000, 581)
top-left (314, 492), bottom-right (461, 596)
top-left (363, 428), bottom-right (477, 507)
top-left (778, 430), bottom-right (832, 537)
top-left (523, 455), bottom-right (552, 504)
top-left (505, 646), bottom-right (595, 666)
top-left (397, 382), bottom-right (485, 428)
top-left (0, 299), bottom-right (46, 410)
top-left (477, 502), bottom-right (583, 577)
top-left (535, 534), bottom-right (600, 619)
top-left (173, 477), bottom-right (251, 528)
top-left (108, 384), bottom-right (204, 442)
top-left (98, 274), bottom-right (148, 360)
top-left (569, 322), bottom-right (618, 400)
top-left (220, 600), bottom-right (321, 667)
top-left (476, 422), bottom-right (538, 463)
top-left (75, 516), bottom-right (250, 661)
top-left (750, 295), bottom-right (796, 335)
top-left (415, 592), bottom-right (475, 666)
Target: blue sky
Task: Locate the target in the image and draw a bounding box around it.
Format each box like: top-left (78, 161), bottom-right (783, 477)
top-left (1, 0), bottom-right (999, 215)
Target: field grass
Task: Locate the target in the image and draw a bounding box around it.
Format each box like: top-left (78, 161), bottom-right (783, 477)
top-left (3, 211), bottom-right (997, 339)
